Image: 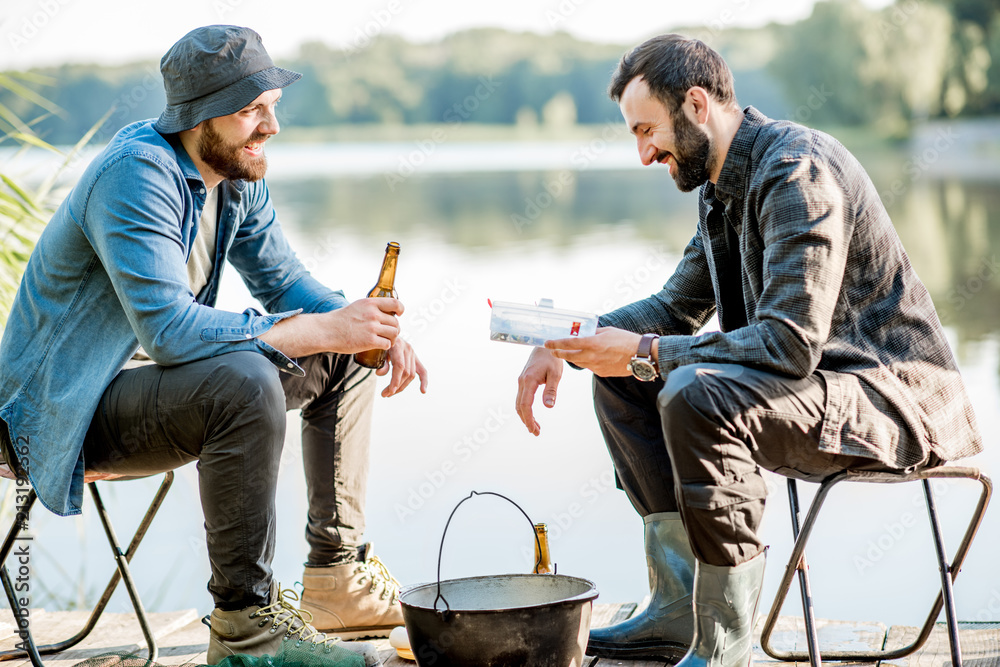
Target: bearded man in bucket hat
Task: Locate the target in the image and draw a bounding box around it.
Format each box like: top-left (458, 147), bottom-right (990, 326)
top-left (0, 25), bottom-right (428, 667)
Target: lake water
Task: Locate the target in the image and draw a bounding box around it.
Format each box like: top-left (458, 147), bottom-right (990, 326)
top-left (16, 131), bottom-right (1000, 629)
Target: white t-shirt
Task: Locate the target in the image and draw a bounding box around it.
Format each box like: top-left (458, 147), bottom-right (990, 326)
top-left (187, 186), bottom-right (218, 298)
top-left (124, 187), bottom-right (219, 369)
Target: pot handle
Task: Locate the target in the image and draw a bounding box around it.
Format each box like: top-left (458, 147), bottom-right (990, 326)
top-left (433, 490), bottom-right (544, 617)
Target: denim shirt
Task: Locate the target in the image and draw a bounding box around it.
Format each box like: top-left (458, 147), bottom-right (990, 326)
top-left (0, 120), bottom-right (348, 516)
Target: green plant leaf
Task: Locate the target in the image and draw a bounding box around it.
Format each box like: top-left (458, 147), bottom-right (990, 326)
top-left (7, 131), bottom-right (59, 153)
top-left (0, 72), bottom-right (65, 118)
top-left (37, 105), bottom-right (115, 202)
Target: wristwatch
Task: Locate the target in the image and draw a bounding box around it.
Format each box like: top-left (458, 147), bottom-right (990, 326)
top-left (627, 333), bottom-right (660, 381)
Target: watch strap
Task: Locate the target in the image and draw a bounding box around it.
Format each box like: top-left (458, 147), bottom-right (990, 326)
top-left (637, 333), bottom-right (657, 359)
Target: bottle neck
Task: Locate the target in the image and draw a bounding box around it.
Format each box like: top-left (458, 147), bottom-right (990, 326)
top-left (534, 523), bottom-right (552, 573)
top-left (375, 243), bottom-right (400, 291)
top-left (376, 253), bottom-right (398, 290)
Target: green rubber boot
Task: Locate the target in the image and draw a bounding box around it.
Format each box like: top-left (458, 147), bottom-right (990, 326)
top-left (587, 512), bottom-right (695, 662)
top-left (674, 550), bottom-right (767, 667)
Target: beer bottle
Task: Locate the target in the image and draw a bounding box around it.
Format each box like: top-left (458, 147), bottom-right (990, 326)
top-left (533, 523), bottom-right (554, 574)
top-left (354, 242), bottom-right (400, 369)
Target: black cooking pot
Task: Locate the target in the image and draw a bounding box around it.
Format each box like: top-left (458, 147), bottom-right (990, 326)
top-left (399, 491), bottom-right (599, 667)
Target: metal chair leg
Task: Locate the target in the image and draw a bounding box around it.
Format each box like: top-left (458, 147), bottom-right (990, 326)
top-left (0, 489), bottom-right (43, 667)
top-left (760, 467), bottom-right (991, 663)
top-left (0, 471), bottom-right (175, 663)
top-left (786, 479), bottom-right (822, 667)
top-left (923, 478), bottom-right (962, 667)
top-left (1, 565), bottom-right (43, 667)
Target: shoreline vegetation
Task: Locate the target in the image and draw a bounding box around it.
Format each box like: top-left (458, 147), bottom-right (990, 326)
top-left (275, 121), bottom-right (910, 150)
top-left (4, 119), bottom-right (999, 192)
top-left (1, 0), bottom-right (998, 150)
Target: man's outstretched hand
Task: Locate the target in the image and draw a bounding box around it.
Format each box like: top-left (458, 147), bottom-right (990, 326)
top-left (516, 327), bottom-right (656, 435)
top-left (377, 337), bottom-right (428, 397)
top-left (516, 346), bottom-right (564, 436)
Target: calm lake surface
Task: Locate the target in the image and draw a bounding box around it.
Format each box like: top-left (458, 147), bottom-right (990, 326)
top-left (20, 131), bottom-right (1000, 627)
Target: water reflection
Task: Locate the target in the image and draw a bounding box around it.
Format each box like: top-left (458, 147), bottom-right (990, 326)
top-left (264, 164), bottom-right (1000, 625)
top-left (26, 149), bottom-right (1000, 625)
top-left (273, 170), bottom-right (697, 252)
top-left (890, 180), bottom-right (1000, 351)
top-left (273, 165), bottom-right (1000, 351)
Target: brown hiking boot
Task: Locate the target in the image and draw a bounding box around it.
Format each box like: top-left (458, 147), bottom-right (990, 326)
top-left (207, 582), bottom-right (381, 667)
top-left (300, 543), bottom-right (403, 639)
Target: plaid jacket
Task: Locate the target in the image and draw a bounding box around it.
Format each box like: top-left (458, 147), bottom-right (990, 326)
top-left (601, 107), bottom-right (981, 467)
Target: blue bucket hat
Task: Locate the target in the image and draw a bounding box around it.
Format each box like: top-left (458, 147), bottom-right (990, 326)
top-left (154, 25), bottom-right (301, 134)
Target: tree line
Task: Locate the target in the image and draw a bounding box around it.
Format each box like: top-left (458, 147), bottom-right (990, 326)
top-left (1, 0), bottom-right (997, 146)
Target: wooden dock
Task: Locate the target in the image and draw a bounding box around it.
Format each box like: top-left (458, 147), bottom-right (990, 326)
top-left (0, 603), bottom-right (996, 666)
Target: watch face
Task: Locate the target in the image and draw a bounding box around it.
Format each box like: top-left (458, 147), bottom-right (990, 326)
top-left (630, 358), bottom-right (658, 382)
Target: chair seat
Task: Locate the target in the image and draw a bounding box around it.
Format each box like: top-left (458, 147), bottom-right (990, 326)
top-left (759, 464), bottom-right (992, 667)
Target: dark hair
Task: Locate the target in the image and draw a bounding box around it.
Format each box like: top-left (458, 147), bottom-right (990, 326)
top-left (608, 34), bottom-right (738, 114)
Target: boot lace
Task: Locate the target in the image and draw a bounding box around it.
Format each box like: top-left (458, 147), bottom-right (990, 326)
top-left (250, 585), bottom-right (342, 652)
top-left (355, 554), bottom-right (401, 602)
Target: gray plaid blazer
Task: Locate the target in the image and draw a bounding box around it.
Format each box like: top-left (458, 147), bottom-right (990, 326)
top-left (601, 107), bottom-right (981, 467)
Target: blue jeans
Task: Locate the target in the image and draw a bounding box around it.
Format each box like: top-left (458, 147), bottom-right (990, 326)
top-left (82, 351), bottom-right (374, 610)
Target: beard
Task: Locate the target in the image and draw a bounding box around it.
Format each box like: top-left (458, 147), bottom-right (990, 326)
top-left (657, 110), bottom-right (715, 193)
top-left (197, 119), bottom-right (268, 183)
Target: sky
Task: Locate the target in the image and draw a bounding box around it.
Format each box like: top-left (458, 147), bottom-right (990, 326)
top-left (2, 0), bottom-right (894, 70)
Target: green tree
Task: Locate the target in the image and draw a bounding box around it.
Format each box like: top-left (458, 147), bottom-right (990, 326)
top-left (770, 0), bottom-right (956, 133)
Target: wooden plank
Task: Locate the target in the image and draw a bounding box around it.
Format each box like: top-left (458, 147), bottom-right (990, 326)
top-left (585, 615), bottom-right (887, 667)
top-left (752, 616), bottom-right (884, 666)
top-left (587, 655), bottom-right (670, 666)
top-left (3, 610), bottom-right (996, 667)
top-left (0, 614), bottom-right (21, 643)
top-left (153, 615), bottom-right (211, 666)
top-left (375, 639), bottom-right (411, 667)
top-left (0, 609), bottom-right (197, 667)
top-left (0, 609), bottom-right (45, 646)
top-left (882, 622), bottom-right (1000, 667)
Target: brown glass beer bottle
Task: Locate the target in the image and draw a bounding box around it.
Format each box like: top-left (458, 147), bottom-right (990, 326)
top-left (354, 242), bottom-right (400, 369)
top-left (533, 522), bottom-right (554, 574)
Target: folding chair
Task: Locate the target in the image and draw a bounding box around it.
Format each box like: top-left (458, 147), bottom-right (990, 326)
top-left (759, 465), bottom-right (992, 667)
top-left (0, 472), bottom-right (174, 666)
